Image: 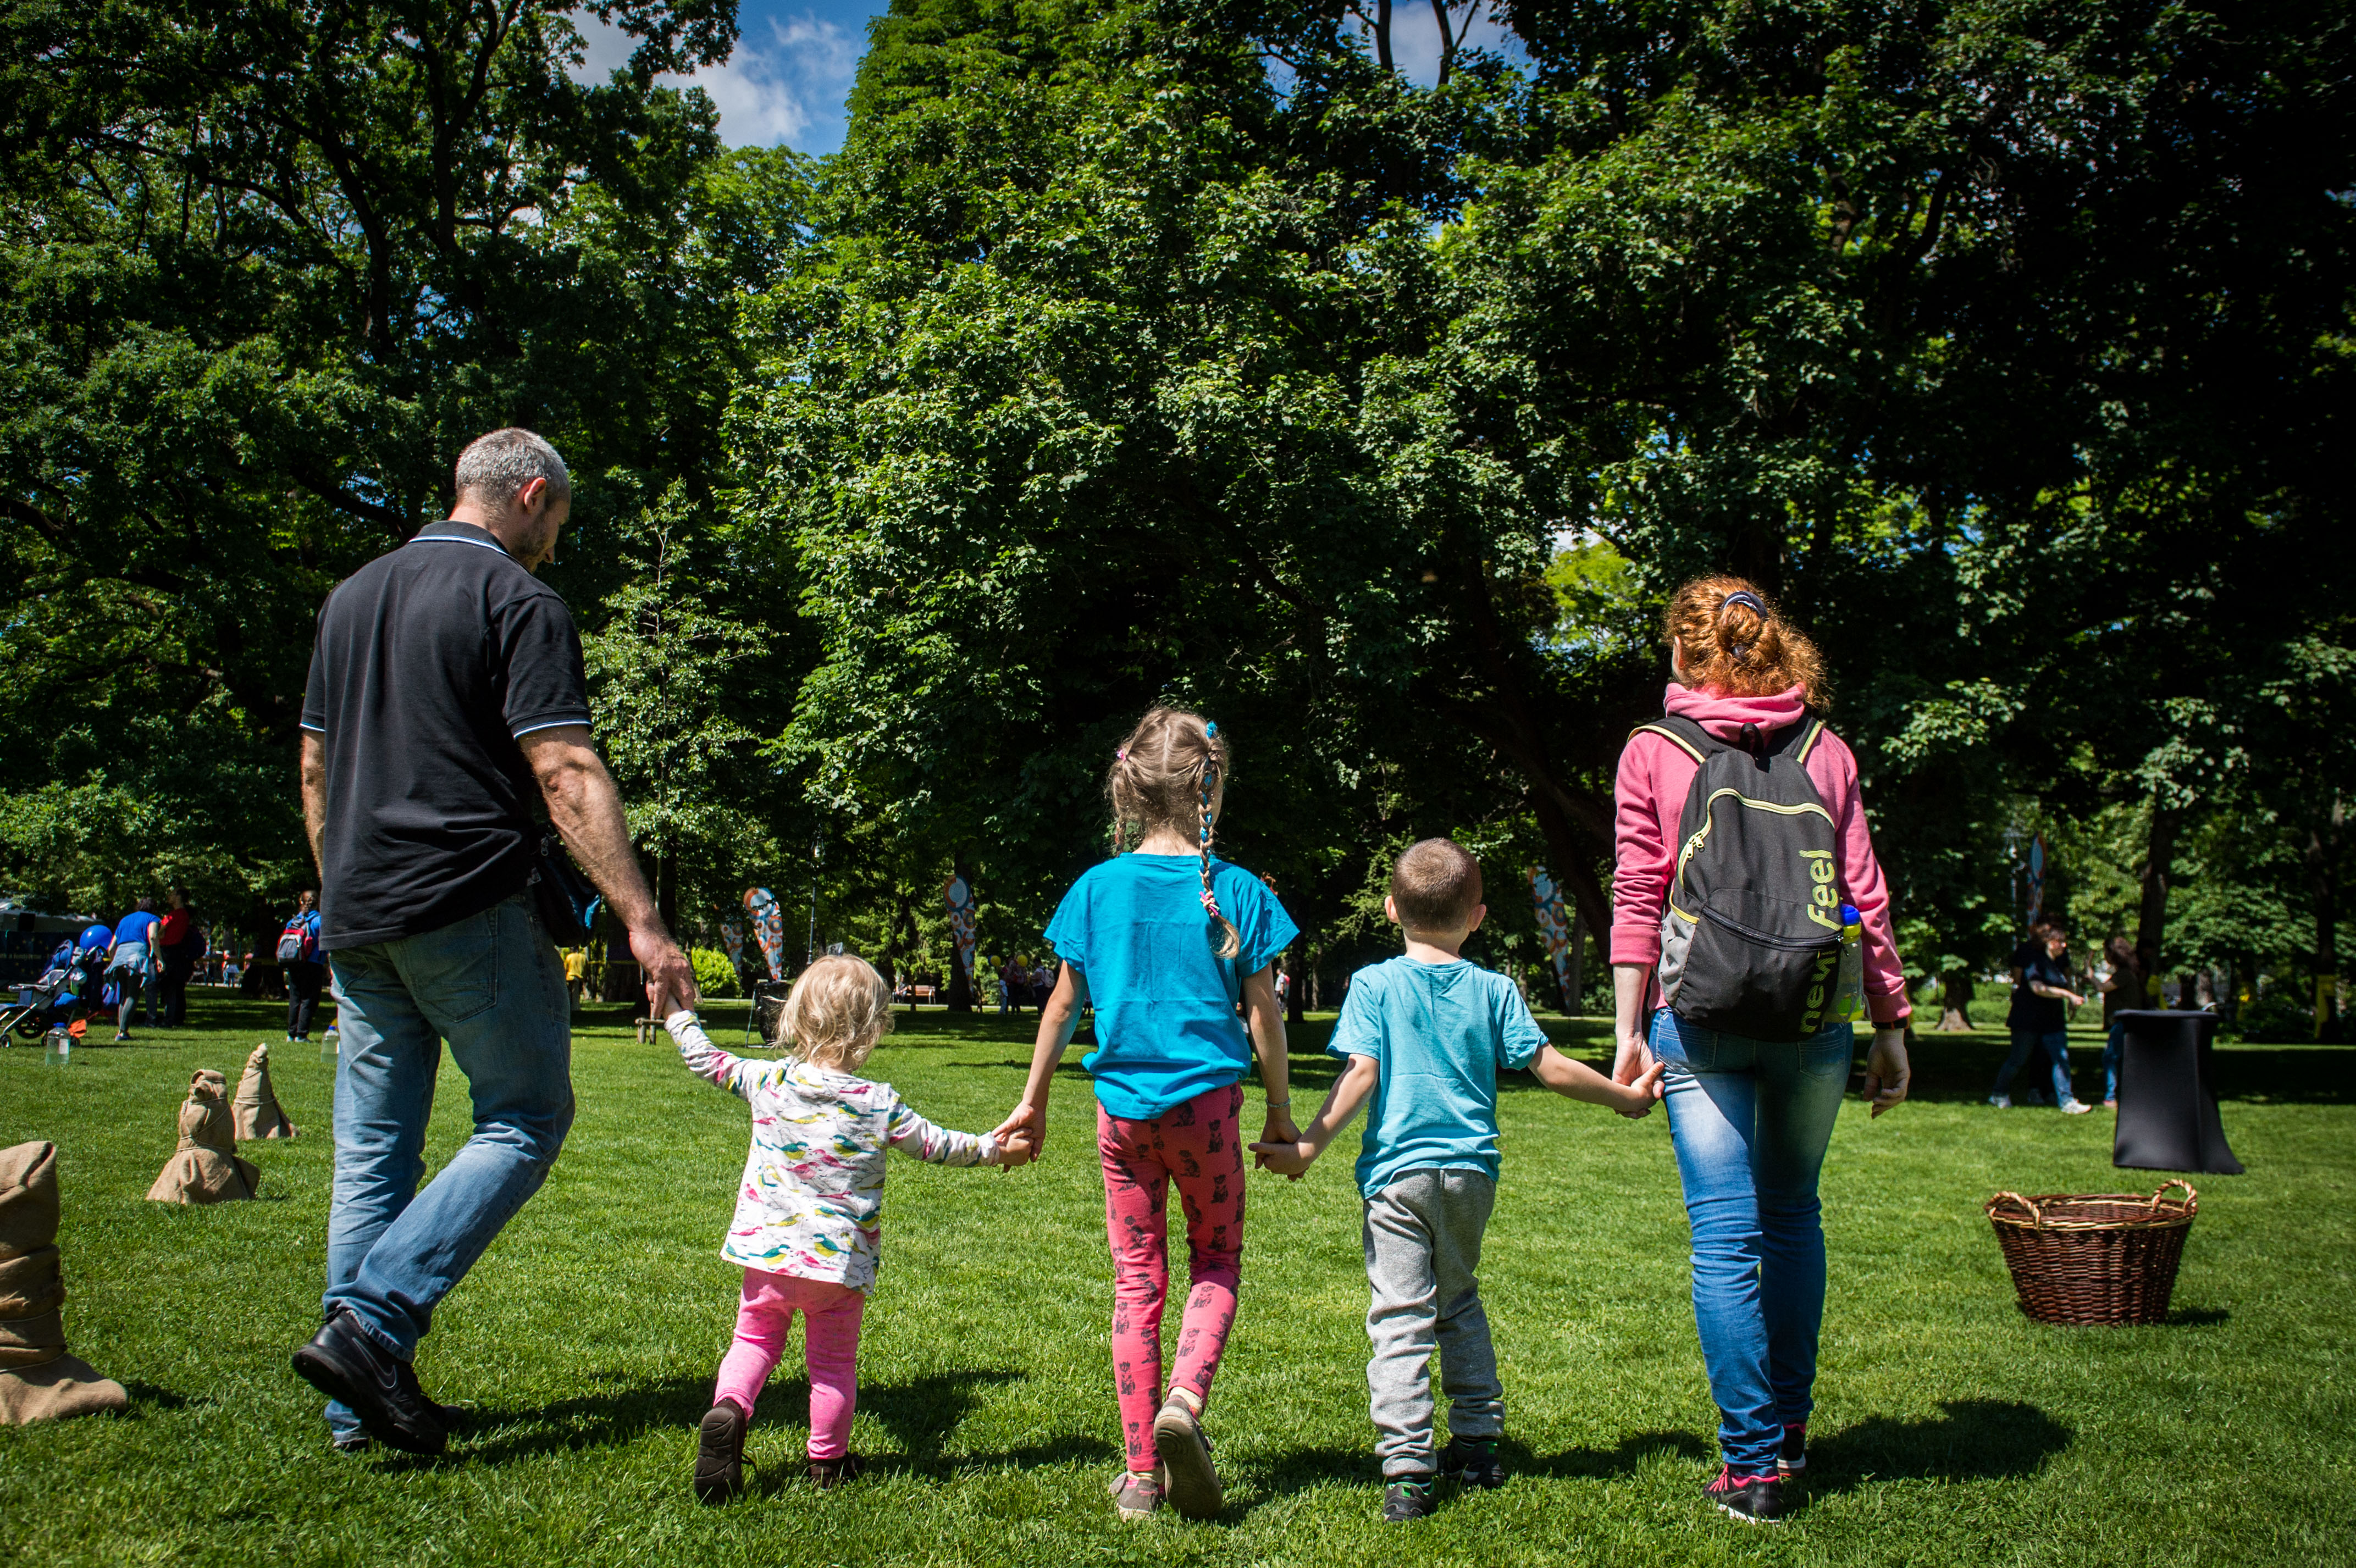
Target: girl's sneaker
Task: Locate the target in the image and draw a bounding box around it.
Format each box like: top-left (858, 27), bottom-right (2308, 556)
top-left (1704, 1466), bottom-right (1786, 1523)
top-left (1108, 1467), bottom-right (1164, 1521)
top-left (1382, 1473), bottom-right (1438, 1522)
top-left (1778, 1423), bottom-right (1807, 1477)
top-left (808, 1453), bottom-right (864, 1490)
top-left (693, 1403), bottom-right (748, 1504)
top-left (1152, 1390), bottom-right (1223, 1520)
top-left (1439, 1435), bottom-right (1507, 1489)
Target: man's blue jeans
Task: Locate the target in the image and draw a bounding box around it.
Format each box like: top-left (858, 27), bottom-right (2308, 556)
top-left (2102, 1020), bottom-right (2123, 1103)
top-left (320, 893), bottom-right (574, 1437)
top-left (1993, 1027), bottom-right (2076, 1107)
top-left (1650, 1009), bottom-right (1851, 1477)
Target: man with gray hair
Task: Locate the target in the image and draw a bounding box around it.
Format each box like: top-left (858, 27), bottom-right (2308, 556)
top-left (289, 426), bottom-right (697, 1455)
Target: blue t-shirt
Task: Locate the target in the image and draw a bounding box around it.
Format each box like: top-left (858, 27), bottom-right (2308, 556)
top-left (1045, 854), bottom-right (1298, 1120)
top-left (112, 911), bottom-right (159, 950)
top-left (1328, 955), bottom-right (1548, 1199)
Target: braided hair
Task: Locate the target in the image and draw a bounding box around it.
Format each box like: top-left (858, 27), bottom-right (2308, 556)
top-left (1107, 706), bottom-right (1242, 960)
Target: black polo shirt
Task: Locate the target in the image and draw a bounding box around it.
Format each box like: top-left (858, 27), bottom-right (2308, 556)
top-left (300, 520), bottom-right (590, 951)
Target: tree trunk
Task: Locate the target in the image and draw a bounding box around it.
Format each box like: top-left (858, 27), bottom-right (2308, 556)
top-left (2134, 804), bottom-right (2181, 1011)
top-left (1936, 968), bottom-right (1976, 1032)
top-left (1286, 930), bottom-right (1306, 1025)
top-left (1564, 904), bottom-right (1586, 1016)
top-left (2309, 795), bottom-right (2342, 1041)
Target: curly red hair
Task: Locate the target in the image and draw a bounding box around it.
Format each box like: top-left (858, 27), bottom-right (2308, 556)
top-left (1664, 575), bottom-right (1829, 710)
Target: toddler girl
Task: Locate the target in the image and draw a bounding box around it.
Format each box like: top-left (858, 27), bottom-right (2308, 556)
top-left (670, 954), bottom-right (1028, 1501)
top-left (995, 707), bottom-right (1299, 1521)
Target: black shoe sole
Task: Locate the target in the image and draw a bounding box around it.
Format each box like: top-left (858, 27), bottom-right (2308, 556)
top-left (693, 1407), bottom-right (746, 1504)
top-left (291, 1338), bottom-right (445, 1457)
top-left (1152, 1405), bottom-right (1222, 1520)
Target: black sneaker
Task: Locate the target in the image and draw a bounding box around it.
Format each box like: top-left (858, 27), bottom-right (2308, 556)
top-left (1704, 1465), bottom-right (1786, 1523)
top-left (1439, 1435), bottom-right (1507, 1490)
top-left (808, 1451), bottom-right (865, 1490)
top-left (694, 1403), bottom-right (748, 1503)
top-left (291, 1308), bottom-right (447, 1456)
top-left (1778, 1422), bottom-right (1807, 1477)
top-left (1382, 1473), bottom-right (1438, 1522)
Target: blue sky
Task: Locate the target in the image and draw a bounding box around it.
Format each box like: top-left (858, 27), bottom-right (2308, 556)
top-left (573, 2), bottom-right (1520, 157)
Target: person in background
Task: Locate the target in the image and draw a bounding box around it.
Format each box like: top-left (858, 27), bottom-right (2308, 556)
top-left (2090, 934), bottom-right (2144, 1110)
top-left (157, 889), bottom-right (198, 1028)
top-left (563, 947), bottom-right (588, 1005)
top-left (282, 890), bottom-right (328, 1042)
top-left (106, 897), bottom-right (163, 1041)
top-left (1989, 921), bottom-right (2090, 1112)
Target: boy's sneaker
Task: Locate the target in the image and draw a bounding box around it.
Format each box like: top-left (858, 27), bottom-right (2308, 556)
top-left (2060, 1099), bottom-right (2093, 1115)
top-left (1108, 1467), bottom-right (1163, 1521)
top-left (808, 1452), bottom-right (864, 1490)
top-left (693, 1402), bottom-right (748, 1504)
top-left (1704, 1466), bottom-right (1786, 1523)
top-left (1439, 1435), bottom-right (1507, 1490)
top-left (1152, 1390), bottom-right (1222, 1520)
top-left (1986, 1094), bottom-right (2011, 1109)
top-left (1382, 1473), bottom-right (1438, 1522)
top-left (1777, 1423), bottom-right (1807, 1477)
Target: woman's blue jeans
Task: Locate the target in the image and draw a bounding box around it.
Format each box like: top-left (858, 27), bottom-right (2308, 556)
top-left (1993, 1027), bottom-right (2076, 1106)
top-left (319, 893), bottom-right (575, 1437)
top-left (1650, 1009), bottom-right (1851, 1476)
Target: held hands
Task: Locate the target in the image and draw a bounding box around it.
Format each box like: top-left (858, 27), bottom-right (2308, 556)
top-left (1250, 1107), bottom-right (1307, 1179)
top-left (1862, 1028), bottom-right (1911, 1117)
top-left (1608, 1060), bottom-right (1665, 1118)
top-left (632, 926), bottom-right (699, 1020)
top-left (994, 1127), bottom-right (1037, 1170)
top-left (1612, 1030), bottom-right (1663, 1100)
top-left (989, 1100), bottom-right (1047, 1162)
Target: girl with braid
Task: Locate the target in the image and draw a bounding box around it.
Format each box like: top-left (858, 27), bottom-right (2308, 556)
top-left (994, 706), bottom-right (1300, 1522)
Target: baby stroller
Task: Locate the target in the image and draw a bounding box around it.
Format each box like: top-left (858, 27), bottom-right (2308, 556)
top-left (2, 935), bottom-right (106, 1043)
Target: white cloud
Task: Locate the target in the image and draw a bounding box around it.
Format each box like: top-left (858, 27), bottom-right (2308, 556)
top-left (569, 10), bottom-right (862, 151)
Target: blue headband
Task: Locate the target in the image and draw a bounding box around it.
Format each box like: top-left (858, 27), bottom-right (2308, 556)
top-left (1722, 591), bottom-right (1766, 616)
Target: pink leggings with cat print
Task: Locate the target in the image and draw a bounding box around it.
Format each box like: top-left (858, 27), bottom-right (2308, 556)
top-left (1098, 1082), bottom-right (1246, 1473)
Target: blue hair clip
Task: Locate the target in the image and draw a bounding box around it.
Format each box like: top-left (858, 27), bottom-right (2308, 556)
top-left (1204, 721), bottom-right (1218, 738)
top-left (1722, 591), bottom-right (1766, 616)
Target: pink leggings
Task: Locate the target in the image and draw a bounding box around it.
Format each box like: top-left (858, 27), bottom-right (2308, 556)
top-left (712, 1267), bottom-right (866, 1460)
top-left (1098, 1083), bottom-right (1246, 1472)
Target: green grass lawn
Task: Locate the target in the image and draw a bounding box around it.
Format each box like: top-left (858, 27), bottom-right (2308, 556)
top-left (3, 997), bottom-right (2351, 1566)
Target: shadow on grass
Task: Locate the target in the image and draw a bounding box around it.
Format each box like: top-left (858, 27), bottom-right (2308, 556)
top-left (1806, 1399), bottom-right (2071, 1493)
top-left (1245, 1429), bottom-right (1708, 1512)
top-left (2167, 1305), bottom-right (2230, 1327)
top-left (419, 1366), bottom-right (1113, 1480)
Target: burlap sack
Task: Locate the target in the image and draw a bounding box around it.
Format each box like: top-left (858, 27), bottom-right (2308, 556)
top-left (145, 1070), bottom-right (260, 1204)
top-left (0, 1142), bottom-right (60, 1260)
top-left (231, 1044), bottom-right (298, 1140)
top-left (0, 1141), bottom-right (126, 1424)
top-left (0, 1355), bottom-right (127, 1424)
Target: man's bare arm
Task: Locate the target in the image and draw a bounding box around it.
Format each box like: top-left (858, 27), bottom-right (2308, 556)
top-left (518, 725), bottom-right (698, 1016)
top-left (300, 732), bottom-right (327, 871)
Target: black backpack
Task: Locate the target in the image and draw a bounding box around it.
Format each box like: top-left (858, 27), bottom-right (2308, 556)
top-left (1634, 713), bottom-right (1860, 1043)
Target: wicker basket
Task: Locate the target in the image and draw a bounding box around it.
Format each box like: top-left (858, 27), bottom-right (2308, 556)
top-left (1985, 1181), bottom-right (2198, 1326)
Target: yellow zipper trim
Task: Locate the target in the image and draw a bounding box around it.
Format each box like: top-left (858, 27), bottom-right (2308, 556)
top-left (1795, 719), bottom-right (1826, 766)
top-left (1671, 790), bottom-right (1837, 902)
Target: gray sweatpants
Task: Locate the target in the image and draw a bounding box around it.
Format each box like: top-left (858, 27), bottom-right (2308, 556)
top-left (1364, 1168), bottom-right (1502, 1477)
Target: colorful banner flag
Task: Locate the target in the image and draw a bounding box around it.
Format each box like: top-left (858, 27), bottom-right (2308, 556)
top-left (2027, 834), bottom-right (2047, 926)
top-left (943, 874), bottom-right (978, 983)
top-left (1527, 866), bottom-right (1575, 1009)
top-left (718, 915), bottom-right (746, 980)
top-left (743, 889), bottom-right (785, 980)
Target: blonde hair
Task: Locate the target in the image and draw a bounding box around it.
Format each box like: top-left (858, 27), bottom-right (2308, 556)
top-left (775, 954), bottom-right (895, 1070)
top-left (1664, 574), bottom-right (1830, 710)
top-left (1107, 705), bottom-right (1241, 960)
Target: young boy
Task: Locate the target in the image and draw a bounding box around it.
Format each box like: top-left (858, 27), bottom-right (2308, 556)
top-left (1252, 838), bottom-right (1661, 1521)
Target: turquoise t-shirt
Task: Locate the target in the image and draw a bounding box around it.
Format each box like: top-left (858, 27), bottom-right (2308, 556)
top-left (1044, 854), bottom-right (1298, 1120)
top-left (1328, 955), bottom-right (1548, 1199)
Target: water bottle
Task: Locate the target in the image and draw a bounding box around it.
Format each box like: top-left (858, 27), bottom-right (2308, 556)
top-left (322, 1023), bottom-right (339, 1061)
top-left (1834, 904), bottom-right (1867, 1023)
top-left (43, 1027), bottom-right (70, 1067)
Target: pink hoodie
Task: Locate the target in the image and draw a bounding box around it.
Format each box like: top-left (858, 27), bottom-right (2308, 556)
top-left (1612, 684), bottom-right (1911, 1026)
